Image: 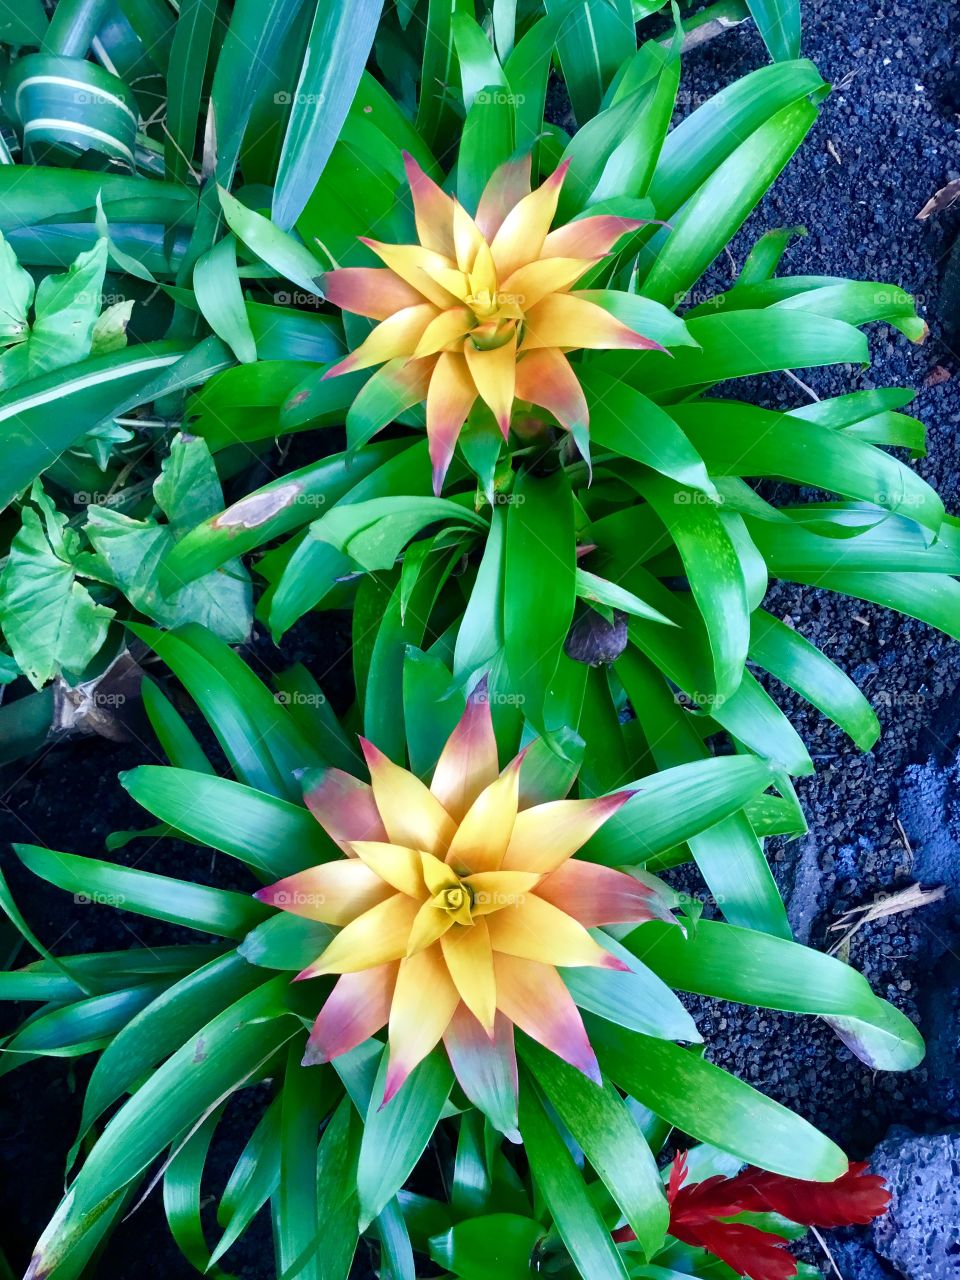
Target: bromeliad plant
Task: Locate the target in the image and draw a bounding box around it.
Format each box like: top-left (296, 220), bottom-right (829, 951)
top-left (0, 631), bottom-right (920, 1278)
top-left (256, 678), bottom-right (674, 1107)
top-left (0, 1), bottom-right (943, 1278)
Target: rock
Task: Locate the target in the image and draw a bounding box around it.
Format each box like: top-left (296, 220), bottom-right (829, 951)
top-left (871, 1128), bottom-right (960, 1277)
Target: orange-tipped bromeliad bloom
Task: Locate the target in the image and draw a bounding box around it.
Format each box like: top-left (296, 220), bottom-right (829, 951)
top-left (321, 152), bottom-right (665, 493)
top-left (256, 680), bottom-right (675, 1112)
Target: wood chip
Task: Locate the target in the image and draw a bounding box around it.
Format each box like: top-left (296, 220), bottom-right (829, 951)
top-left (916, 178), bottom-right (960, 221)
top-left (828, 882), bottom-right (945, 955)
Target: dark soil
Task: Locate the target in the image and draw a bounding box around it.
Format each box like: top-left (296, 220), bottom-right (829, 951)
top-left (3, 2), bottom-right (960, 1277)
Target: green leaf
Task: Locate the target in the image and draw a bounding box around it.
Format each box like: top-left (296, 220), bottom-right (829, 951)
top-left (518, 1066), bottom-right (630, 1280)
top-left (158, 440), bottom-right (400, 590)
top-left (429, 1214), bottom-right (544, 1280)
top-left (357, 1048), bottom-right (453, 1229)
top-left (505, 470), bottom-right (576, 729)
top-left (194, 234), bottom-right (257, 363)
top-left (587, 1017), bottom-right (848, 1180)
top-left (521, 1037), bottom-right (668, 1259)
top-left (0, 484), bottom-right (113, 688)
top-left (0, 231), bottom-right (34, 346)
top-left (561, 930), bottom-right (700, 1043)
top-left (86, 434), bottom-right (253, 642)
top-left (210, 1097), bottom-right (282, 1266)
top-left (634, 474), bottom-right (749, 703)
top-left (313, 495), bottom-right (486, 572)
top-left (90, 300), bottom-right (134, 356)
top-left (25, 979), bottom-right (297, 1280)
top-left (546, 0), bottom-right (635, 124)
top-left (749, 609), bottom-right (880, 750)
top-left (579, 368), bottom-right (716, 495)
top-left (219, 186), bottom-right (324, 295)
top-left (629, 919), bottom-right (925, 1071)
top-left (272, 1), bottom-right (384, 229)
top-left (73, 951), bottom-right (260, 1166)
top-left (277, 1045), bottom-right (335, 1280)
top-left (747, 0), bottom-right (801, 62)
top-left (120, 766), bottom-right (337, 878)
top-left (13, 844), bottom-right (268, 939)
top-left (616, 649), bottom-right (792, 938)
top-left (0, 341), bottom-right (190, 512)
top-left (28, 238), bottom-right (108, 377)
top-left (238, 912), bottom-right (333, 970)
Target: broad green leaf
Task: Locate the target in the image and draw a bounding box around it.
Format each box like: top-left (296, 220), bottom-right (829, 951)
top-left (562, 930), bottom-right (700, 1043)
top-left (580, 368), bottom-right (716, 495)
top-left (14, 844), bottom-right (268, 939)
top-left (357, 1048), bottom-right (453, 1228)
top-left (429, 1214), bottom-right (544, 1280)
top-left (587, 1016), bottom-right (847, 1180)
top-left (580, 754), bottom-right (777, 866)
top-left (0, 483), bottom-right (113, 688)
top-left (521, 1037), bottom-right (668, 1258)
top-left (313, 495), bottom-right (485, 572)
top-left (749, 609), bottom-right (880, 750)
top-left (518, 1067), bottom-right (631, 1280)
top-left (25, 979), bottom-right (296, 1279)
top-left (194, 234), bottom-right (257, 363)
top-left (27, 238), bottom-right (108, 376)
top-left (0, 341), bottom-right (189, 511)
top-left (546, 0), bottom-right (635, 124)
top-left (86, 435), bottom-right (253, 642)
top-left (219, 187), bottom-right (324, 296)
top-left (630, 919), bottom-right (924, 1071)
top-left (73, 951), bottom-right (260, 1165)
top-left (238, 912), bottom-right (333, 970)
top-left (505, 469), bottom-right (576, 730)
top-left (272, 0), bottom-right (385, 229)
top-left (120, 766), bottom-right (338, 878)
top-left (747, 0), bottom-right (802, 62)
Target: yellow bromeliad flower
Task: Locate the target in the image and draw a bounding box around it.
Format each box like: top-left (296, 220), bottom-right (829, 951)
top-left (321, 152), bottom-right (664, 492)
top-left (257, 680), bottom-right (675, 1111)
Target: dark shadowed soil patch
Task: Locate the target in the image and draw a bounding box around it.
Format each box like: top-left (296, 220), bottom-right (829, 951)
top-left (2, 2), bottom-right (959, 1275)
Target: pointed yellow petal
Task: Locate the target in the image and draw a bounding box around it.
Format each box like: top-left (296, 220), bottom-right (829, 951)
top-left (441, 920), bottom-right (497, 1031)
top-left (500, 256), bottom-right (597, 310)
top-left (475, 153), bottom-right (533, 241)
top-left (360, 737), bottom-right (457, 855)
top-left (325, 303), bottom-right (437, 377)
top-left (302, 770), bottom-right (388, 853)
top-left (321, 267), bottom-right (423, 320)
top-left (501, 792), bottom-right (633, 873)
top-left (383, 946), bottom-right (460, 1103)
top-left (445, 755), bottom-right (521, 875)
top-left (301, 893), bottom-right (420, 975)
top-left (514, 348), bottom-right (588, 435)
top-left (420, 850), bottom-right (462, 895)
top-left (426, 350), bottom-right (477, 495)
top-left (493, 952), bottom-right (601, 1084)
top-left (430, 678), bottom-right (501, 821)
top-left (464, 329), bottom-right (517, 436)
top-left (255, 861), bottom-right (393, 925)
top-left (403, 152), bottom-right (456, 257)
top-left (360, 238), bottom-right (461, 310)
top-left (465, 870), bottom-right (542, 916)
top-left (414, 307), bottom-right (475, 358)
top-left (349, 841), bottom-right (426, 898)
top-left (406, 899), bottom-right (455, 955)
top-left (541, 214), bottom-right (645, 259)
top-left (452, 198), bottom-right (488, 275)
top-left (489, 160), bottom-right (569, 279)
top-left (520, 292), bottom-right (663, 353)
top-left (486, 894), bottom-right (627, 969)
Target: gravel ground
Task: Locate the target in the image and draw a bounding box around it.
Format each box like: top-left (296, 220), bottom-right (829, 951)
top-left (2, 2), bottom-right (959, 1276)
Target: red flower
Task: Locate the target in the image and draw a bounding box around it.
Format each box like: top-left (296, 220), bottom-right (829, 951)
top-left (615, 1152), bottom-right (890, 1280)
